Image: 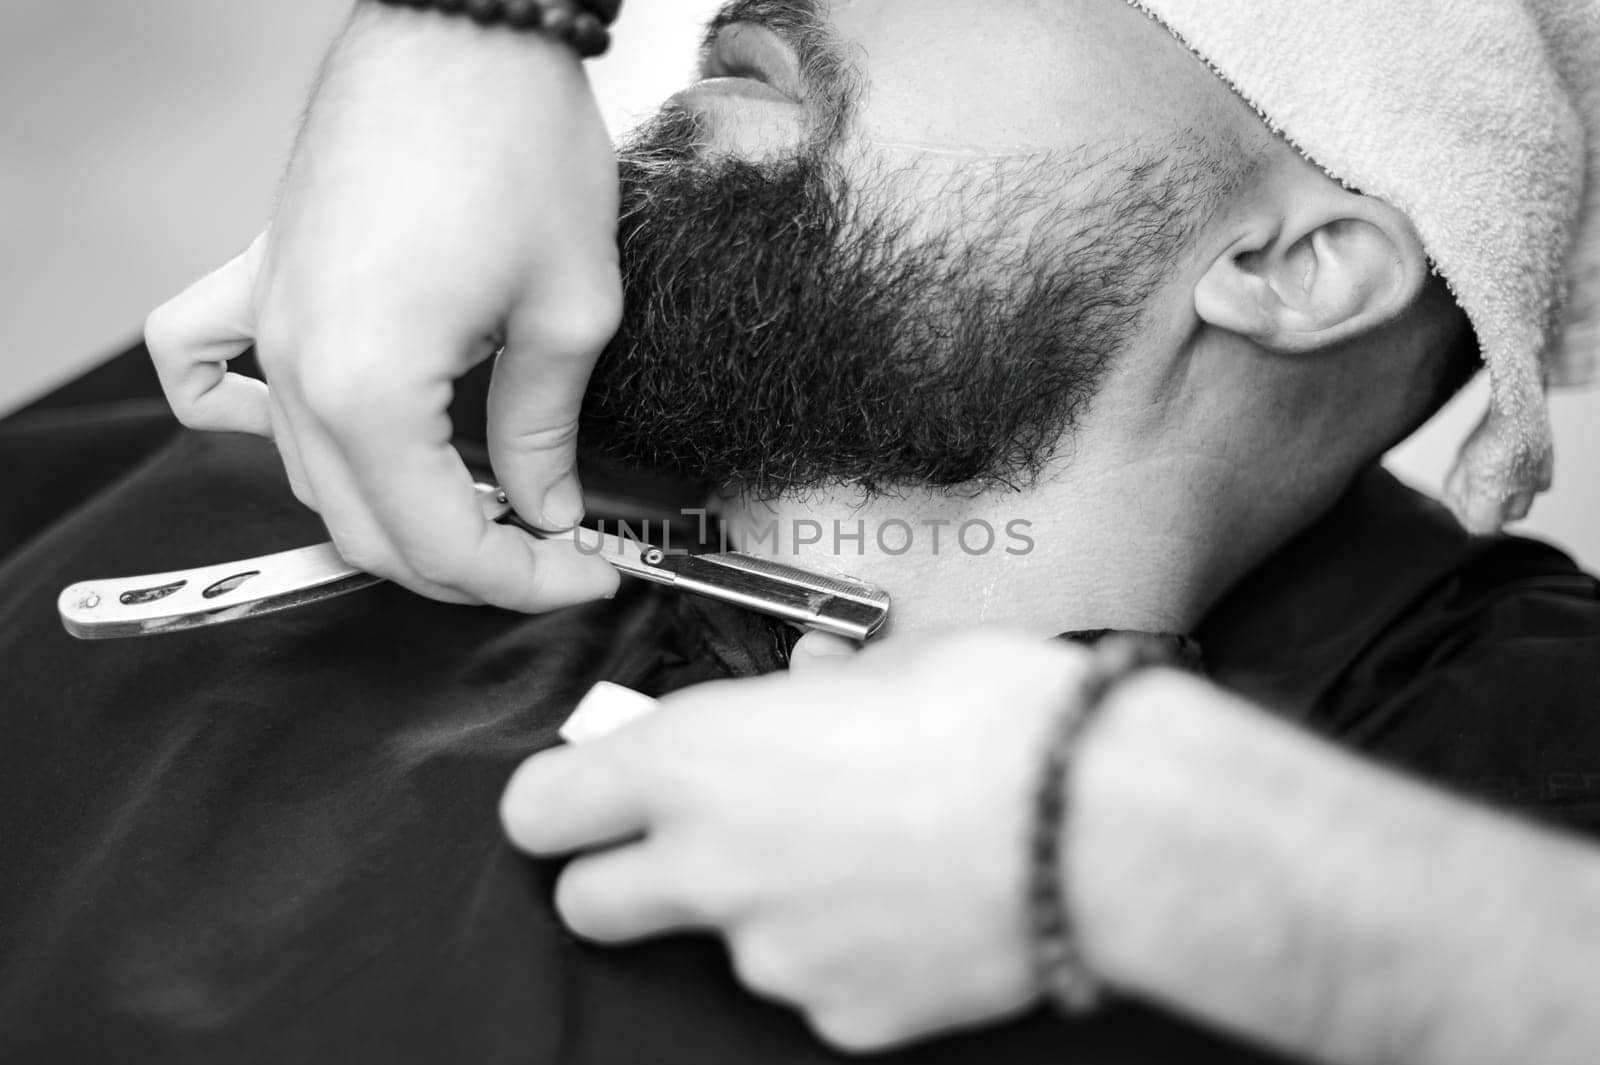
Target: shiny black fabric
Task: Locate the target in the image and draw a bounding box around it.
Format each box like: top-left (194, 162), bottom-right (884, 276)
top-left (1, 344), bottom-right (1597, 1063)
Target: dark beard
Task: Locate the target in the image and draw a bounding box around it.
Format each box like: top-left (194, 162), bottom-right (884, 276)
top-left (580, 111), bottom-right (1169, 500)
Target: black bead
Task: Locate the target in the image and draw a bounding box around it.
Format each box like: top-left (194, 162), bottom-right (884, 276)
top-left (464, 0), bottom-right (504, 24)
top-left (570, 12), bottom-right (610, 56)
top-left (502, 0), bottom-right (543, 28)
top-left (541, 4), bottom-right (577, 38)
top-left (579, 0), bottom-right (621, 25)
top-left (374, 0), bottom-right (613, 56)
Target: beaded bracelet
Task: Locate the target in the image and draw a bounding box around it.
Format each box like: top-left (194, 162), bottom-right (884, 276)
top-left (1027, 635), bottom-right (1182, 1016)
top-left (372, 0), bottom-right (622, 58)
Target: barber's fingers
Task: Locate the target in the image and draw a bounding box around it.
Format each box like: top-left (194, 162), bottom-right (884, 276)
top-left (502, 745), bottom-right (652, 857)
top-left (487, 272), bottom-right (620, 532)
top-left (265, 367), bottom-right (496, 605)
top-left (788, 631), bottom-right (863, 675)
top-left (555, 843), bottom-right (708, 944)
top-left (332, 399), bottom-right (618, 611)
top-left (145, 233), bottom-right (273, 438)
top-left (265, 314), bottom-right (618, 611)
top-left (486, 339), bottom-right (588, 533)
top-left (268, 410), bottom-right (484, 601)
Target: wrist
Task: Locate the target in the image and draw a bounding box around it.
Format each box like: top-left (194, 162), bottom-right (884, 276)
top-left (1068, 670), bottom-right (1367, 1049)
top-left (343, 0), bottom-right (587, 74)
top-left (360, 0), bottom-right (616, 57)
top-left (1065, 667), bottom-right (1213, 995)
top-left (312, 1), bottom-right (599, 141)
top-left (1029, 641), bottom-right (1194, 1015)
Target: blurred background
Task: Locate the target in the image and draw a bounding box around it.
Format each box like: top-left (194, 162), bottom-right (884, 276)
top-left (2, 0), bottom-right (1595, 565)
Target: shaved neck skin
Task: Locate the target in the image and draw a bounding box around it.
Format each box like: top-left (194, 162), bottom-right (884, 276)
top-left (720, 464), bottom-right (1233, 639)
top-left (716, 355), bottom-right (1291, 639)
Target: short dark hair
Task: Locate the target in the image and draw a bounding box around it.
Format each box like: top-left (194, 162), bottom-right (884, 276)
top-left (1383, 281), bottom-right (1480, 450)
top-left (1423, 297), bottom-right (1481, 415)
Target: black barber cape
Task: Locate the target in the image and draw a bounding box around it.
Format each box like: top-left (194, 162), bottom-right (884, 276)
top-left (3, 346), bottom-right (1599, 1064)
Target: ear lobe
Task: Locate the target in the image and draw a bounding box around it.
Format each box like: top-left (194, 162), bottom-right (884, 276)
top-left (1194, 191), bottom-right (1430, 354)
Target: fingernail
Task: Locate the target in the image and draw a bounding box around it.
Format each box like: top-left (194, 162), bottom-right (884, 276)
top-left (560, 682), bottom-right (662, 746)
top-left (539, 474), bottom-right (585, 531)
top-left (794, 632), bottom-right (859, 659)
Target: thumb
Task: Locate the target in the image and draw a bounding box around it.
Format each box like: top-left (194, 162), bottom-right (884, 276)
top-left (487, 296), bottom-right (615, 532)
top-left (487, 343), bottom-right (591, 532)
top-left (789, 631), bottom-right (863, 675)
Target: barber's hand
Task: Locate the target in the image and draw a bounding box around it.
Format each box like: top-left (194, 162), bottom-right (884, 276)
top-left (501, 632), bottom-right (1090, 1052)
top-left (144, 5), bottom-right (620, 611)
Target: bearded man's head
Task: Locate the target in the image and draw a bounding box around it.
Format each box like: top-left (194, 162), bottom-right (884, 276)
top-left (582, 0), bottom-right (1475, 508)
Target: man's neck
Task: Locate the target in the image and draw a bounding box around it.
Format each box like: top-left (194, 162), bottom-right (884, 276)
top-left (716, 454), bottom-right (1256, 638)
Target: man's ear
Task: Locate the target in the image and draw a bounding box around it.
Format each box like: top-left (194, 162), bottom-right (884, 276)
top-left (1193, 184), bottom-right (1430, 354)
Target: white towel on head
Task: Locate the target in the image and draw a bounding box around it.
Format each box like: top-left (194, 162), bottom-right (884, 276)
top-left (1126, 0), bottom-right (1600, 532)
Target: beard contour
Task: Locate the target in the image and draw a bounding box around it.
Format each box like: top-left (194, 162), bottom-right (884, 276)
top-left (581, 111), bottom-right (1177, 500)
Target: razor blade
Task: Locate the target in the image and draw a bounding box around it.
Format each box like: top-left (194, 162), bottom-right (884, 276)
top-left (57, 484), bottom-right (890, 643)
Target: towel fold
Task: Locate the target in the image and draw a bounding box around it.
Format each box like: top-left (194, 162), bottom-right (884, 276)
top-left (1128, 0), bottom-right (1600, 531)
